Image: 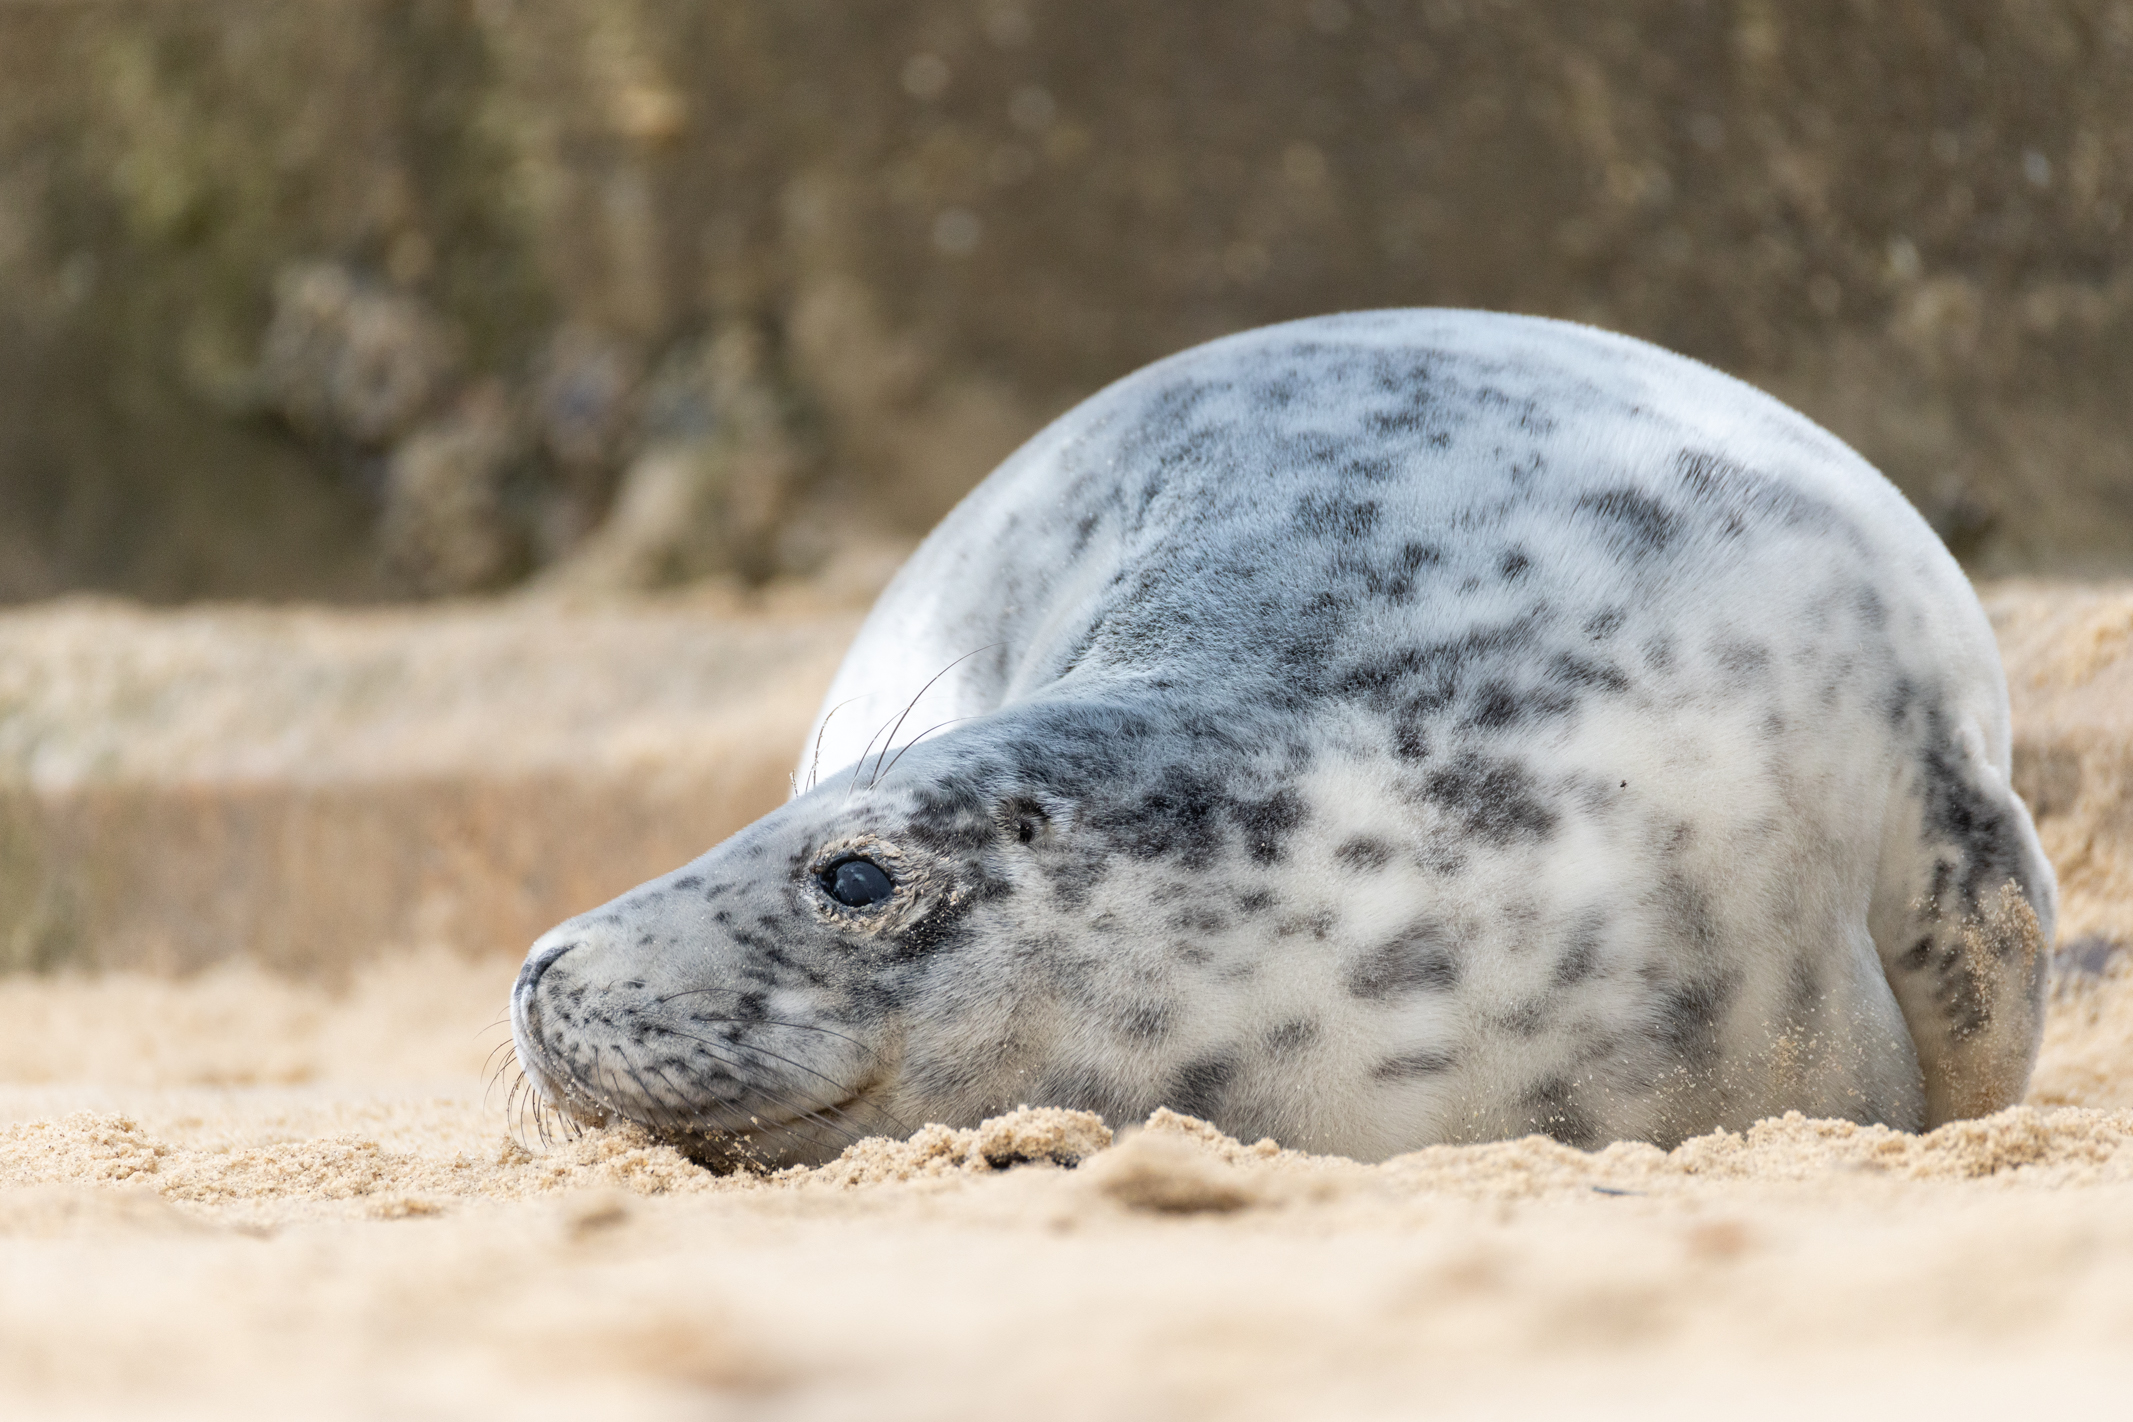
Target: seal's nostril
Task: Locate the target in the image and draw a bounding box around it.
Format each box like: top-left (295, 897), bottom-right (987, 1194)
top-left (515, 938), bottom-right (580, 999)
top-left (511, 937), bottom-right (585, 1084)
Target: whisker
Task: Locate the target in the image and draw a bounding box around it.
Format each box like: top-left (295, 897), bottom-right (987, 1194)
top-left (637, 1053), bottom-right (743, 1140)
top-left (643, 1029), bottom-right (879, 1164)
top-left (617, 1050), bottom-right (690, 1136)
top-left (652, 1027), bottom-right (869, 1146)
top-left (872, 716), bottom-right (979, 786)
top-left (624, 1046), bottom-right (792, 1153)
top-left (504, 1072), bottom-right (537, 1149)
top-left (632, 1001), bottom-right (913, 1138)
top-left (803, 695), bottom-right (865, 796)
top-left (510, 1018), bottom-right (889, 1169)
top-left (537, 1084), bottom-right (578, 1149)
top-left (845, 704), bottom-right (907, 800)
top-left (643, 1048), bottom-right (823, 1170)
top-left (648, 995), bottom-right (890, 1061)
top-left (592, 1047), bottom-right (634, 1125)
top-left (520, 1075), bottom-right (554, 1150)
top-left (526, 1076), bottom-right (553, 1149)
top-left (798, 1092), bottom-right (900, 1150)
top-left (482, 1037), bottom-right (520, 1083)
top-left (858, 644), bottom-right (1002, 793)
top-left (485, 1056), bottom-right (521, 1117)
top-left (524, 1042), bottom-right (606, 1149)
top-left (651, 1016), bottom-right (904, 1126)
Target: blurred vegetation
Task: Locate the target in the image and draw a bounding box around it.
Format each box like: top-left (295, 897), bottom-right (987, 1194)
top-left (0, 0), bottom-right (2129, 602)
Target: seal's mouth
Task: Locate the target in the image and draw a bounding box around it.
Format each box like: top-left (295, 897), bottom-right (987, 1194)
top-left (559, 1081), bottom-right (887, 1175)
top-left (664, 1087), bottom-right (889, 1174)
top-left (512, 1043), bottom-right (882, 1173)
top-left (510, 990), bottom-right (890, 1172)
top-left (507, 929), bottom-right (900, 1172)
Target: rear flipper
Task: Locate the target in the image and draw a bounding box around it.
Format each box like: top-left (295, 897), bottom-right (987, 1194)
top-left (1873, 710), bottom-right (2055, 1127)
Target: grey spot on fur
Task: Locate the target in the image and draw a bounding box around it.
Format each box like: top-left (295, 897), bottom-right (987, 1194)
top-left (1373, 1048), bottom-right (1457, 1080)
top-left (1166, 1053), bottom-right (1239, 1118)
top-left (1346, 924), bottom-right (1461, 998)
top-left (1336, 835), bottom-right (1395, 871)
top-left (1120, 1000), bottom-right (1175, 1043)
top-left (1264, 1018), bottom-right (1321, 1055)
top-left (1521, 1075), bottom-right (1599, 1148)
top-left (1553, 917), bottom-right (1603, 987)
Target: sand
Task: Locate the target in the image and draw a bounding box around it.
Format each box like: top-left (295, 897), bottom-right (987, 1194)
top-left (1985, 580), bottom-right (2133, 952)
top-left (1, 946), bottom-right (2131, 1418)
top-left (5, 582), bottom-right (2133, 1418)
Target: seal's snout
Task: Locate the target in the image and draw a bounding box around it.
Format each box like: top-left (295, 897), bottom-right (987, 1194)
top-left (514, 935), bottom-right (578, 999)
top-left (509, 929), bottom-right (589, 1120)
top-left (505, 842), bottom-right (902, 1168)
top-left (510, 930), bottom-right (580, 1043)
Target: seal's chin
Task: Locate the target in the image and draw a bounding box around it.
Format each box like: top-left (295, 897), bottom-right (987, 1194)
top-left (511, 1053), bottom-right (891, 1174)
top-left (664, 1109), bottom-right (867, 1175)
top-left (505, 1037), bottom-right (602, 1140)
top-left (508, 956), bottom-right (898, 1172)
top-left (613, 1084), bottom-right (894, 1175)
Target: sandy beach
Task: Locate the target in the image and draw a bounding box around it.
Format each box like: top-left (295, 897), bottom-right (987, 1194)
top-left (5, 583), bottom-right (2133, 1419)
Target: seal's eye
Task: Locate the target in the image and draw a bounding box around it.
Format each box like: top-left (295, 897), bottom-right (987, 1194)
top-left (821, 857), bottom-right (894, 907)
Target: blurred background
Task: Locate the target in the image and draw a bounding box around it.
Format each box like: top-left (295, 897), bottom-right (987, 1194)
top-left (2, 0), bottom-right (2130, 606)
top-left (3, 0), bottom-right (2133, 978)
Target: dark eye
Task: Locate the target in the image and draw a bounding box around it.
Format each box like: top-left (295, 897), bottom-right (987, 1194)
top-left (821, 857), bottom-right (894, 907)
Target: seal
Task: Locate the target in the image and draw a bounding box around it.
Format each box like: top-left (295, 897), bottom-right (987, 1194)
top-left (509, 309), bottom-right (2056, 1169)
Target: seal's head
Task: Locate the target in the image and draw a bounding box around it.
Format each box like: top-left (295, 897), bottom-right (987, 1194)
top-left (510, 697), bottom-right (1309, 1170)
top-left (509, 766), bottom-right (986, 1168)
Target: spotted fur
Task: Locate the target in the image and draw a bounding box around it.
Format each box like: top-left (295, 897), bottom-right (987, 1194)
top-left (511, 310), bottom-right (2055, 1168)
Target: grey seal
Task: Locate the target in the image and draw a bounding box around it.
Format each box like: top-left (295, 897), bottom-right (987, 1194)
top-left (509, 309), bottom-right (2055, 1169)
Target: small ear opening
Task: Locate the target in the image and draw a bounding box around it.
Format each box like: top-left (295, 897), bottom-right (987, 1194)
top-left (998, 796), bottom-right (1054, 847)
